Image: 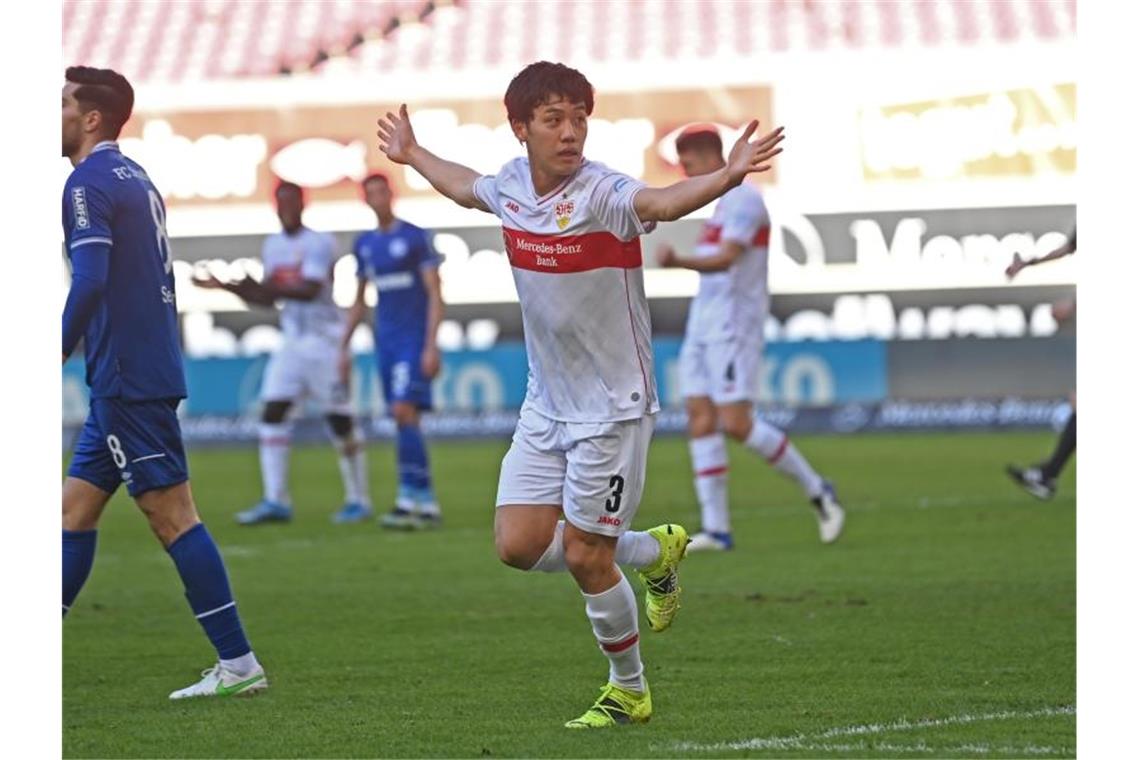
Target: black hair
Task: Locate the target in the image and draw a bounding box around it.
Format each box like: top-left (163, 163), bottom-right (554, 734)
top-left (65, 66), bottom-right (134, 139)
top-left (275, 180), bottom-right (304, 201)
top-left (503, 61), bottom-right (594, 126)
top-left (362, 172), bottom-right (391, 189)
top-left (675, 128), bottom-right (723, 156)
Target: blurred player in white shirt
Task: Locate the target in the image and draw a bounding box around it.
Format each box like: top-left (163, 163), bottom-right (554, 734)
top-left (376, 62), bottom-right (784, 728)
top-left (193, 182), bottom-right (372, 525)
top-left (656, 126), bottom-right (844, 552)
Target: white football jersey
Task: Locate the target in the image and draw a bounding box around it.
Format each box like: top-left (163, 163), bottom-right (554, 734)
top-left (473, 158), bottom-right (659, 423)
top-left (261, 227), bottom-right (343, 341)
top-left (685, 183), bottom-right (771, 344)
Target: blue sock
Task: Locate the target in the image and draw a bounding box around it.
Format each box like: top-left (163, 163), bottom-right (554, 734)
top-left (166, 523), bottom-right (251, 660)
top-left (396, 423), bottom-right (431, 491)
top-left (63, 529), bottom-right (97, 617)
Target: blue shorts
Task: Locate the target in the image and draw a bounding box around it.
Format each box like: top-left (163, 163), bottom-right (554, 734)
top-left (377, 343), bottom-right (433, 411)
top-left (67, 398), bottom-right (189, 498)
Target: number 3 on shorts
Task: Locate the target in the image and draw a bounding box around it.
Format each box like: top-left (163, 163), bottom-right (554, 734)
top-left (605, 474), bottom-right (625, 513)
top-left (106, 434), bottom-right (127, 470)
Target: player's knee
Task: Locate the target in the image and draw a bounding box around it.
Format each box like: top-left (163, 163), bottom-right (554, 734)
top-left (721, 414), bottom-right (752, 441)
top-left (326, 413), bottom-right (354, 438)
top-left (685, 398), bottom-right (717, 437)
top-left (563, 535), bottom-right (609, 577)
top-left (262, 400), bottom-right (292, 424)
top-left (494, 533), bottom-right (542, 570)
top-left (135, 484), bottom-right (201, 547)
top-left (62, 497), bottom-right (100, 532)
top-left (391, 403), bottom-right (419, 427)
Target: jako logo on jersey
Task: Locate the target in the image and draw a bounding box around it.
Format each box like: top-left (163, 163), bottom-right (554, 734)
top-left (505, 201), bottom-right (521, 213)
top-left (388, 238), bottom-right (409, 259)
top-left (72, 187), bottom-right (89, 229)
top-left (554, 198), bottom-right (575, 230)
top-left (597, 515), bottom-right (622, 526)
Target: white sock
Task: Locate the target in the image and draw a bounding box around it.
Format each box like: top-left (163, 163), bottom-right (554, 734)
top-left (258, 422), bottom-right (292, 505)
top-left (615, 530), bottom-right (660, 570)
top-left (583, 574), bottom-right (644, 692)
top-left (529, 521), bottom-right (566, 572)
top-left (220, 651), bottom-right (260, 677)
top-left (690, 434), bottom-right (730, 534)
top-left (529, 522), bottom-right (660, 572)
top-left (744, 418), bottom-right (824, 499)
top-left (331, 431), bottom-right (371, 507)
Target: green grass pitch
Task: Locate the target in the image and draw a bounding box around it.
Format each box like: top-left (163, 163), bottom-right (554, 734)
top-left (63, 431), bottom-right (1075, 758)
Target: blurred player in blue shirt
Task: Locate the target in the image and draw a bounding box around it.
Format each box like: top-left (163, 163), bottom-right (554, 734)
top-left (61, 66), bottom-right (266, 699)
top-left (340, 174), bottom-right (445, 529)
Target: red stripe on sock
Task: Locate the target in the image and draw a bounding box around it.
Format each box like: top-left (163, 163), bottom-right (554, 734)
top-left (696, 466), bottom-right (729, 477)
top-left (766, 436), bottom-right (789, 464)
top-left (601, 633), bottom-right (640, 653)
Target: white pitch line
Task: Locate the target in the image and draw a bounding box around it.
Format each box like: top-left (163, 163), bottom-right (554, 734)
top-left (668, 705), bottom-right (1075, 753)
top-left (787, 741), bottom-right (1072, 755)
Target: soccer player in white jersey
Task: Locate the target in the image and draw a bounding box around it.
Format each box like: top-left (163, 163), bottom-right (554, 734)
top-left (376, 61), bottom-right (784, 727)
top-left (193, 182), bottom-right (372, 525)
top-left (656, 126), bottom-right (845, 552)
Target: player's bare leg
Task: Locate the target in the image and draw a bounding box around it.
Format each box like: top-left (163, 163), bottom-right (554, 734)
top-left (238, 399), bottom-right (294, 524)
top-left (720, 402), bottom-right (845, 545)
top-left (494, 504), bottom-right (562, 569)
top-left (62, 477), bottom-right (113, 616)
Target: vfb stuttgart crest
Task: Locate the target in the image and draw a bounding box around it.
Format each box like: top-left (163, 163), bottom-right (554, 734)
top-left (554, 197), bottom-right (575, 230)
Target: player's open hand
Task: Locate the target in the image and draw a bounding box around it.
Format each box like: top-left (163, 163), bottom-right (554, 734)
top-left (725, 121), bottom-right (784, 185)
top-left (421, 345), bottom-right (441, 380)
top-left (191, 274), bottom-right (225, 289)
top-left (1005, 253), bottom-right (1027, 280)
top-left (377, 104), bottom-right (419, 165)
top-left (655, 244), bottom-right (678, 268)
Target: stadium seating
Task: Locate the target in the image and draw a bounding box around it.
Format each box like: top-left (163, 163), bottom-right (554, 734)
top-left (64, 0), bottom-right (1075, 85)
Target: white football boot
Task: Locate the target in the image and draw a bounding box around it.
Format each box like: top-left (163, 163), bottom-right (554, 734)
top-left (169, 662), bottom-right (268, 700)
top-left (812, 481), bottom-right (846, 544)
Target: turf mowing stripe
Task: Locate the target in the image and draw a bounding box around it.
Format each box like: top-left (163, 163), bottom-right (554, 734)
top-left (666, 705), bottom-right (1075, 752)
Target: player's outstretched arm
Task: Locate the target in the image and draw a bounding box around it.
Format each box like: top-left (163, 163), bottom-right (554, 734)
top-left (1005, 234), bottom-right (1076, 279)
top-left (634, 122), bottom-right (784, 223)
top-left (656, 241), bottom-right (747, 273)
top-left (377, 104), bottom-right (489, 212)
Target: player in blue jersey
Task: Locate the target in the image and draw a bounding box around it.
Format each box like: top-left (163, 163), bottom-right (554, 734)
top-left (339, 173), bottom-right (444, 529)
top-left (61, 66), bottom-right (267, 699)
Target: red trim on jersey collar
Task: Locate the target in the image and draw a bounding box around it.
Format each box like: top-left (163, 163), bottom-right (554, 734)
top-left (502, 228), bottom-right (643, 273)
top-left (533, 161), bottom-right (584, 206)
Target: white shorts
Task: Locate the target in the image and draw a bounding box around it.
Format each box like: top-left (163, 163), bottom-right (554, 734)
top-left (679, 337), bottom-right (763, 404)
top-left (260, 336), bottom-right (352, 415)
top-left (496, 405), bottom-right (655, 537)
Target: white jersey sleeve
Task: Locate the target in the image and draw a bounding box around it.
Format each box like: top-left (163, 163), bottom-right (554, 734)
top-left (472, 172), bottom-right (501, 216)
top-left (300, 232), bottom-right (336, 281)
top-left (684, 184), bottom-right (772, 344)
top-left (719, 187), bottom-right (768, 246)
top-left (586, 169), bottom-right (656, 241)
